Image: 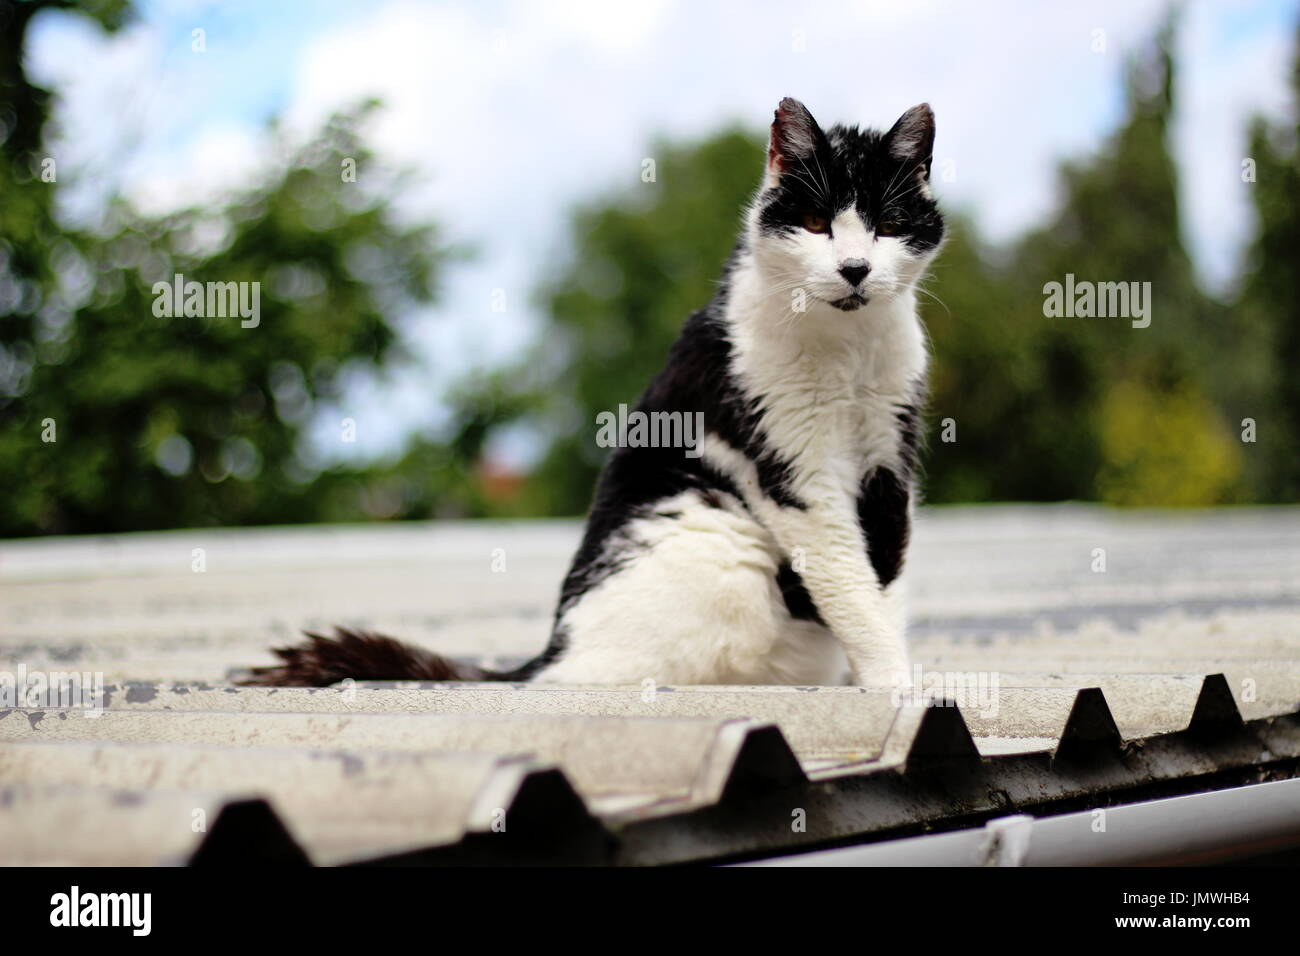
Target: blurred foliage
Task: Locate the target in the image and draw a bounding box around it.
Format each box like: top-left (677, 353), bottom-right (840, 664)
top-left (493, 13), bottom-right (1298, 514)
top-left (2, 4), bottom-right (1297, 537)
top-left (1096, 379), bottom-right (1240, 506)
top-left (519, 129), bottom-right (763, 516)
top-left (1235, 18), bottom-right (1300, 502)
top-left (0, 0), bottom-right (447, 535)
top-left (925, 15), bottom-right (1239, 505)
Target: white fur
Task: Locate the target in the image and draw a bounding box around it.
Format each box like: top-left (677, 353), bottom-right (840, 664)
top-left (535, 488), bottom-right (847, 685)
top-left (537, 163), bottom-right (938, 689)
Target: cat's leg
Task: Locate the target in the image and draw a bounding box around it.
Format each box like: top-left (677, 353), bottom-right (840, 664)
top-left (764, 499), bottom-right (913, 690)
top-left (880, 574), bottom-right (910, 684)
top-left (533, 491), bottom-right (835, 685)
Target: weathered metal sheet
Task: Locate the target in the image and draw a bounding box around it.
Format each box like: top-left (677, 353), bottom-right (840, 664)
top-left (0, 741), bottom-right (597, 865)
top-left (5, 508), bottom-right (1298, 681)
top-left (0, 708), bottom-right (776, 812)
top-left (1, 690), bottom-right (1296, 865)
top-left (80, 669), bottom-right (1295, 758)
top-left (2, 509), bottom-right (1298, 866)
top-left (0, 784), bottom-right (307, 866)
top-left (94, 684), bottom-right (899, 763)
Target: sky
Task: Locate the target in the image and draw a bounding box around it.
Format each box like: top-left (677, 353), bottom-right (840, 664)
top-left (24, 0), bottom-right (1299, 466)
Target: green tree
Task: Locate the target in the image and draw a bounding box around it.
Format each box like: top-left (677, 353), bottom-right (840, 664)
top-left (520, 129), bottom-right (764, 516)
top-left (1235, 18), bottom-right (1300, 501)
top-left (504, 15), bottom-right (1252, 514)
top-left (0, 1), bottom-right (448, 535)
top-left (916, 215), bottom-right (1037, 503)
top-left (929, 14), bottom-right (1239, 505)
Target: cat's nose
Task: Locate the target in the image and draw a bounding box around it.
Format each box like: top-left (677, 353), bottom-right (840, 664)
top-left (838, 260), bottom-right (870, 287)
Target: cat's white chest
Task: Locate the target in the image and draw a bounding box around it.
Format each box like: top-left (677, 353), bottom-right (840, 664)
top-left (806, 375), bottom-right (908, 486)
top-left (756, 334), bottom-right (920, 480)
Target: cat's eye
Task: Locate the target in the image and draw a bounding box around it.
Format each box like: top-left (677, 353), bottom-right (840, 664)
top-left (875, 217), bottom-right (906, 237)
top-left (802, 213), bottom-right (830, 234)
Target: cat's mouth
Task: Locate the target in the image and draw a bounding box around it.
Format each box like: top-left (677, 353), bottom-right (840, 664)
top-left (826, 293), bottom-right (869, 311)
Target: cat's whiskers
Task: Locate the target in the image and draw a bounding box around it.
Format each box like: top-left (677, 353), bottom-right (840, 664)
top-left (913, 278), bottom-right (950, 318)
top-left (809, 149), bottom-right (832, 203)
top-left (879, 161), bottom-right (909, 212)
top-left (782, 171), bottom-right (823, 200)
top-left (756, 276), bottom-right (820, 313)
top-left (880, 161), bottom-right (929, 207)
top-left (746, 271), bottom-right (820, 345)
top-left (791, 154), bottom-right (831, 205)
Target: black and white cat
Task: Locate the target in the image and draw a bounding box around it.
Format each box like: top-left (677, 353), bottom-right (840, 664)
top-left (244, 98), bottom-right (945, 690)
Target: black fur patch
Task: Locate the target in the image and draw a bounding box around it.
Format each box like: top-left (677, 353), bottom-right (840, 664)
top-left (539, 289), bottom-right (810, 670)
top-left (776, 560), bottom-right (824, 624)
top-left (857, 467), bottom-right (911, 588)
top-left (757, 109), bottom-right (943, 252)
top-left (896, 403), bottom-right (923, 473)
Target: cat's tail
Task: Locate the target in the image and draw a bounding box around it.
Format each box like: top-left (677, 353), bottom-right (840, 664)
top-left (236, 626), bottom-right (519, 686)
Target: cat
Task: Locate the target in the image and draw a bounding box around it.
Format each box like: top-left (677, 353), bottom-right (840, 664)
top-left (242, 97), bottom-right (944, 690)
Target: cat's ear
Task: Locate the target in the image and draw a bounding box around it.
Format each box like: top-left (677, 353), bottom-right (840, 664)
top-left (885, 103), bottom-right (935, 180)
top-left (766, 97), bottom-right (825, 188)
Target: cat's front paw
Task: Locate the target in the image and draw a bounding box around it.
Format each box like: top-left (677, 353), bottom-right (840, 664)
top-left (850, 661), bottom-right (914, 697)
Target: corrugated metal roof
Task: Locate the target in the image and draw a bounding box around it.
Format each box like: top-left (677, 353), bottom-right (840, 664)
top-left (2, 506), bottom-right (1298, 865)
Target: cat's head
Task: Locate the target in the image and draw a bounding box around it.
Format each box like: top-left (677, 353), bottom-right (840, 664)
top-left (747, 97), bottom-right (944, 313)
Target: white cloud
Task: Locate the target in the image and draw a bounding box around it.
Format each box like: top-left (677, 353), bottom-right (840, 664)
top-left (123, 121), bottom-right (269, 217)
